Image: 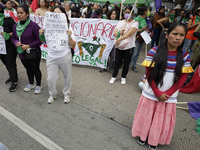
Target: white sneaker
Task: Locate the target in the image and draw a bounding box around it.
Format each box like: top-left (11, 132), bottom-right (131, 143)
top-left (34, 86), bottom-right (42, 94)
top-left (109, 77), bottom-right (116, 84)
top-left (64, 95), bottom-right (70, 104)
top-left (47, 95), bottom-right (57, 104)
top-left (121, 78), bottom-right (126, 84)
top-left (24, 84), bottom-right (36, 92)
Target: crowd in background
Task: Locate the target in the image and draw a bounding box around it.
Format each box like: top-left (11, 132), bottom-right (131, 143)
top-left (1, 0), bottom-right (200, 150)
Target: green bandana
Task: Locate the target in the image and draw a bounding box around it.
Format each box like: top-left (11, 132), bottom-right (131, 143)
top-left (5, 8), bottom-right (14, 11)
top-left (0, 13), bottom-right (4, 26)
top-left (169, 14), bottom-right (175, 22)
top-left (4, 32), bottom-right (10, 40)
top-left (182, 17), bottom-right (189, 23)
top-left (16, 19), bottom-right (31, 37)
top-left (17, 47), bottom-right (24, 54)
top-left (39, 32), bottom-right (46, 42)
top-left (195, 15), bottom-right (200, 24)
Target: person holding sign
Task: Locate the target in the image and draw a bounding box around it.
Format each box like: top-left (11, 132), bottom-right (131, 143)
top-left (129, 6), bottom-right (150, 73)
top-left (109, 5), bottom-right (139, 85)
top-left (0, 3), bottom-right (18, 92)
top-left (39, 6), bottom-right (76, 104)
top-left (11, 4), bottom-right (42, 94)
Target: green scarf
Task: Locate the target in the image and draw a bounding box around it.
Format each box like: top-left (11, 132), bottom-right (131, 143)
top-left (195, 15), bottom-right (200, 24)
top-left (39, 32), bottom-right (46, 42)
top-left (16, 19), bottom-right (31, 37)
top-left (182, 17), bottom-right (189, 23)
top-left (4, 8), bottom-right (14, 11)
top-left (4, 32), bottom-right (10, 40)
top-left (169, 14), bottom-right (175, 22)
top-left (0, 13), bottom-right (4, 26)
top-left (16, 19), bottom-right (31, 54)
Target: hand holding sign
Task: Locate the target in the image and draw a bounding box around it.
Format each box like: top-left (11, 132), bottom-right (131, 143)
top-left (43, 12), bottom-right (68, 51)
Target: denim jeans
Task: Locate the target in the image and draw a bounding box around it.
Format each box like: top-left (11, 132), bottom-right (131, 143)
top-left (129, 40), bottom-right (145, 68)
top-left (182, 38), bottom-right (197, 56)
top-left (151, 28), bottom-right (162, 48)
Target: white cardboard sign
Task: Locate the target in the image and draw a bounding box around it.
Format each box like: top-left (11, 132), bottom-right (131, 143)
top-left (140, 30), bottom-right (152, 44)
top-left (43, 12), bottom-right (68, 51)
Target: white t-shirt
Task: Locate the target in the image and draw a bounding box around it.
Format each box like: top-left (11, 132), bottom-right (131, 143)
top-left (82, 7), bottom-right (87, 17)
top-left (115, 20), bottom-right (139, 50)
top-left (66, 10), bottom-right (71, 18)
top-left (47, 25), bottom-right (75, 58)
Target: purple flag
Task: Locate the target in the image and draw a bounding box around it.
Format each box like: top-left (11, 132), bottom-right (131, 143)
top-left (188, 102), bottom-right (200, 120)
top-left (155, 0), bottom-right (162, 12)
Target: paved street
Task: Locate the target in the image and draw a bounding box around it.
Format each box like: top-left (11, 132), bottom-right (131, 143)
top-left (0, 47), bottom-right (200, 150)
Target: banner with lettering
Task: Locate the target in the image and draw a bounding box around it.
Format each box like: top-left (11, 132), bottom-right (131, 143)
top-left (4, 10), bottom-right (118, 68)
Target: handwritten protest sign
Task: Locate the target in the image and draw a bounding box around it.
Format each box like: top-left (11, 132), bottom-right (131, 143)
top-left (5, 11), bottom-right (118, 68)
top-left (43, 12), bottom-right (68, 51)
top-left (0, 26), bottom-right (6, 55)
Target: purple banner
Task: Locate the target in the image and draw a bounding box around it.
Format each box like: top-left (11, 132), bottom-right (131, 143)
top-left (155, 0), bottom-right (162, 12)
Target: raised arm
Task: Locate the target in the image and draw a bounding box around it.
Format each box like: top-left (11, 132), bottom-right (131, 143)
top-left (157, 17), bottom-right (167, 30)
top-left (187, 18), bottom-right (200, 30)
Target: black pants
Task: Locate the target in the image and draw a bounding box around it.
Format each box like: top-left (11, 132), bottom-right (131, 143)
top-left (0, 48), bottom-right (18, 83)
top-left (108, 47), bottom-right (115, 71)
top-left (112, 48), bottom-right (134, 78)
top-left (20, 56), bottom-right (42, 86)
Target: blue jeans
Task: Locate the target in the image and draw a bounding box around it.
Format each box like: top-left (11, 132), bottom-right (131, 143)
top-left (182, 38), bottom-right (197, 57)
top-left (129, 40), bottom-right (145, 68)
top-left (151, 28), bottom-right (162, 48)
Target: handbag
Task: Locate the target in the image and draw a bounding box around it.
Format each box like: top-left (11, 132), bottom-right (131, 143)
top-left (25, 48), bottom-right (38, 59)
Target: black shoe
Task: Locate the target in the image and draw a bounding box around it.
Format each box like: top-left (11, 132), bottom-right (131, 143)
top-left (5, 78), bottom-right (11, 85)
top-left (132, 67), bottom-right (138, 73)
top-left (9, 83), bottom-right (19, 92)
top-left (149, 145), bottom-right (157, 150)
top-left (138, 137), bottom-right (145, 145)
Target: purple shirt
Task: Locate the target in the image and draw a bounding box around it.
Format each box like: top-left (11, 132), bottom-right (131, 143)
top-left (11, 20), bottom-right (42, 59)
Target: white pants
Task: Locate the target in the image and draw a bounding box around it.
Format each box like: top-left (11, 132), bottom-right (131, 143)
top-left (46, 53), bottom-right (72, 97)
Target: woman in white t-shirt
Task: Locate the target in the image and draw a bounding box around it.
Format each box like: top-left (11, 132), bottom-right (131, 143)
top-left (109, 5), bottom-right (139, 85)
top-left (39, 6), bottom-right (76, 104)
top-left (64, 1), bottom-right (71, 18)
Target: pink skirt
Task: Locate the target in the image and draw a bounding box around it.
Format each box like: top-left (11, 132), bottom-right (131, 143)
top-left (132, 95), bottom-right (176, 146)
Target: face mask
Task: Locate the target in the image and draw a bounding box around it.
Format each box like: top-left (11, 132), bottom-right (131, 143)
top-left (147, 11), bottom-right (150, 17)
top-left (169, 14), bottom-right (175, 22)
top-left (125, 13), bottom-right (132, 20)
